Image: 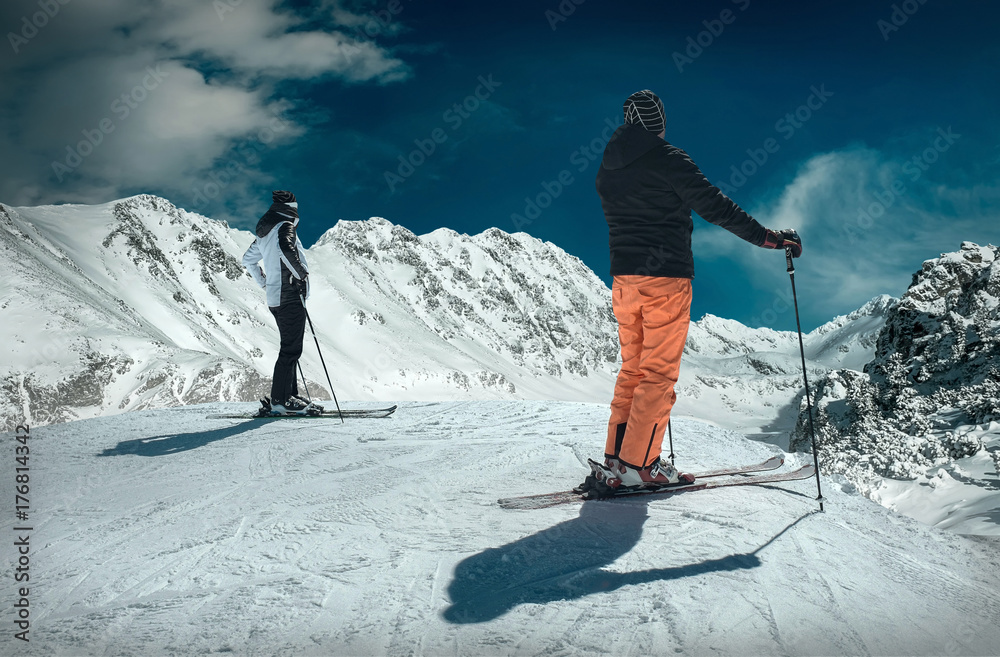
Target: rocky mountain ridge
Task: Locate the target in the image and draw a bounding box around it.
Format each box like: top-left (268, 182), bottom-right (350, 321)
top-left (793, 242), bottom-right (999, 482)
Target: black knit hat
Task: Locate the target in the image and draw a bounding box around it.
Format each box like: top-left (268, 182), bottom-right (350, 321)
top-left (623, 90), bottom-right (665, 134)
top-left (272, 190), bottom-right (296, 204)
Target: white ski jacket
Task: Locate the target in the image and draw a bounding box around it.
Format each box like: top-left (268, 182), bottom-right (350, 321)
top-left (242, 209), bottom-right (310, 308)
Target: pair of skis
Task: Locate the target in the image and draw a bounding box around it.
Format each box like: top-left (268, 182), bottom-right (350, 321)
top-left (207, 405), bottom-right (398, 420)
top-left (498, 455), bottom-right (816, 510)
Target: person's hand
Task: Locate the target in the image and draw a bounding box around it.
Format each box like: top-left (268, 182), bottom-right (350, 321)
top-left (288, 271), bottom-right (308, 294)
top-left (762, 229), bottom-right (802, 257)
top-left (295, 274), bottom-right (309, 295)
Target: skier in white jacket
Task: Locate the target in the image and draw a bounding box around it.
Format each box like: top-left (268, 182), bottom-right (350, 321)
top-left (242, 190), bottom-right (323, 415)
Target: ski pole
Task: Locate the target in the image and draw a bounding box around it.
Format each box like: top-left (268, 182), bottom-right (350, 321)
top-left (667, 419), bottom-right (675, 465)
top-left (785, 247), bottom-right (824, 511)
top-left (300, 293), bottom-right (344, 422)
top-left (297, 362), bottom-right (312, 401)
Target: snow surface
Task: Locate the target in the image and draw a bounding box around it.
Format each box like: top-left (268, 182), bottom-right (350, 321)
top-left (3, 401), bottom-right (999, 656)
top-left (870, 421), bottom-right (1000, 536)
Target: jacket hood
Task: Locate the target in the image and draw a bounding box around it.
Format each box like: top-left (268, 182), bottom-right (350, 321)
top-left (255, 201), bottom-right (299, 238)
top-left (601, 123), bottom-right (666, 170)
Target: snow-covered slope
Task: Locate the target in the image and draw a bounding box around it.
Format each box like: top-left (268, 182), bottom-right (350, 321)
top-left (3, 401), bottom-right (998, 655)
top-left (0, 196), bottom-right (275, 427)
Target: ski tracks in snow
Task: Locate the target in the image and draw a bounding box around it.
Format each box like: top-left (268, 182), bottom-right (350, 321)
top-left (7, 401), bottom-right (1000, 656)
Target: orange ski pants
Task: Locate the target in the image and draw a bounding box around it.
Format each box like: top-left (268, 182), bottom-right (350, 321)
top-left (606, 275), bottom-right (692, 468)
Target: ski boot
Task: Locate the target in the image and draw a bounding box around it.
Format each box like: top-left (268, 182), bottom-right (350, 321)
top-left (262, 396), bottom-right (322, 416)
top-left (576, 456), bottom-right (694, 499)
top-left (288, 395), bottom-right (324, 415)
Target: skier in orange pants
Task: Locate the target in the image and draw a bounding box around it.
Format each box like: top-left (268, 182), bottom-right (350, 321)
top-left (584, 89), bottom-right (802, 493)
top-left (606, 275), bottom-right (692, 473)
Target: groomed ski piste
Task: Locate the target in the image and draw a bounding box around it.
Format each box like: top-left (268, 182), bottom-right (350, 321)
top-left (4, 400), bottom-right (999, 656)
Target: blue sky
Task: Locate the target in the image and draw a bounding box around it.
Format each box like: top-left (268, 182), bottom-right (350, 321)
top-left (3, 0), bottom-right (999, 330)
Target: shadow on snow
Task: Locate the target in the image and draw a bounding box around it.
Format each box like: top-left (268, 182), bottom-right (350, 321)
top-left (96, 419), bottom-right (273, 457)
top-left (443, 502), bottom-right (812, 624)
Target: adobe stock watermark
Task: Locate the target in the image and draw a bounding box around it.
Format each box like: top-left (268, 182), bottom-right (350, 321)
top-left (7, 0), bottom-right (71, 54)
top-left (672, 0), bottom-right (751, 73)
top-left (360, 339), bottom-right (404, 388)
top-left (213, 0), bottom-right (240, 20)
top-left (877, 0), bottom-right (928, 41)
top-left (215, 0), bottom-right (412, 46)
top-left (334, 0), bottom-right (415, 68)
top-left (843, 126), bottom-right (960, 245)
top-left (630, 244), bottom-right (675, 278)
top-left (943, 614), bottom-right (981, 656)
top-left (215, 0), bottom-right (413, 74)
top-left (750, 286), bottom-right (796, 328)
top-left (384, 74), bottom-right (502, 192)
top-left (51, 64), bottom-right (171, 183)
top-left (191, 109), bottom-right (294, 209)
top-left (545, 0), bottom-right (587, 31)
top-left (510, 116), bottom-right (619, 231)
top-left (343, 0), bottom-right (413, 42)
top-left (716, 84), bottom-right (834, 196)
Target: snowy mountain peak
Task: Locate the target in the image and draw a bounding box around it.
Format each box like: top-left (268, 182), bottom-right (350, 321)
top-left (813, 294), bottom-right (897, 335)
top-left (314, 215), bottom-right (398, 246)
top-left (906, 241), bottom-right (998, 317)
top-left (315, 216), bottom-right (584, 267)
top-left (310, 213), bottom-right (619, 385)
top-left (1, 195), bottom-right (277, 428)
top-left (875, 241), bottom-right (999, 385)
top-left (1, 198), bottom-right (622, 429)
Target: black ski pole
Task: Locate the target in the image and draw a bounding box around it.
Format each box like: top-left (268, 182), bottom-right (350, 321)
top-left (300, 294), bottom-right (344, 422)
top-left (297, 362), bottom-right (312, 401)
top-left (785, 247), bottom-right (824, 511)
top-left (667, 419), bottom-right (675, 465)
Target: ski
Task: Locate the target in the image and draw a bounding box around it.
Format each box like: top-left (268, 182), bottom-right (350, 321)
top-left (498, 462), bottom-right (814, 510)
top-left (207, 405), bottom-right (397, 420)
top-left (498, 456), bottom-right (784, 510)
top-left (681, 454), bottom-right (783, 478)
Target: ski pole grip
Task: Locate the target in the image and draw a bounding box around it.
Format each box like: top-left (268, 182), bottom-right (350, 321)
top-left (785, 246), bottom-right (795, 273)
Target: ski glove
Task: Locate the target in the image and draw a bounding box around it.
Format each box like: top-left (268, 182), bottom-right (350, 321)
top-left (762, 229), bottom-right (802, 258)
top-left (290, 272), bottom-right (308, 295)
top-left (295, 274), bottom-right (309, 296)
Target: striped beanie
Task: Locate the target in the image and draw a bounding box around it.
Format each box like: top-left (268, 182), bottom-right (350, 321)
top-left (623, 90), bottom-right (665, 134)
top-left (270, 190), bottom-right (298, 222)
top-left (272, 190), bottom-right (296, 205)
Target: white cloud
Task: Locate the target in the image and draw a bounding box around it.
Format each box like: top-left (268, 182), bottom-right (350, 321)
top-left (148, 1), bottom-right (409, 82)
top-left (0, 0), bottom-right (412, 210)
top-left (696, 145), bottom-right (1000, 326)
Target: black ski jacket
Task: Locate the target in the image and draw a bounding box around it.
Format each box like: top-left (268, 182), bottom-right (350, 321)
top-left (595, 123), bottom-right (767, 279)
